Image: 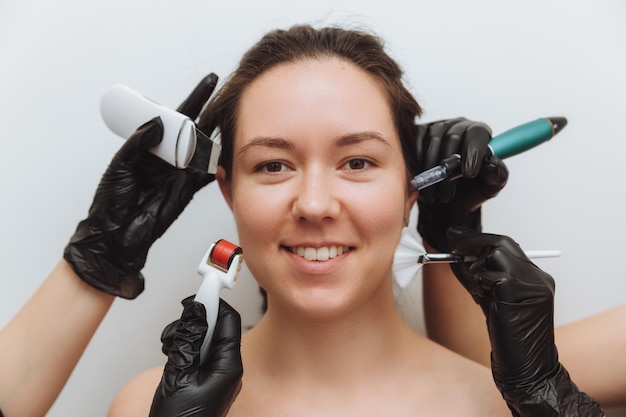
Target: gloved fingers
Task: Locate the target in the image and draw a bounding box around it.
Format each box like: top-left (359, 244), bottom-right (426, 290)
top-left (429, 120), bottom-right (492, 203)
top-left (451, 248), bottom-right (529, 305)
top-left (449, 260), bottom-right (479, 301)
top-left (447, 241), bottom-right (494, 301)
top-left (488, 245), bottom-right (556, 303)
top-left (446, 226), bottom-right (492, 256)
top-left (416, 118), bottom-right (464, 204)
top-left (169, 300), bottom-right (208, 367)
top-left (482, 241), bottom-right (531, 272)
top-left (160, 295), bottom-right (197, 355)
top-left (447, 227), bottom-right (519, 298)
top-left (183, 166), bottom-right (215, 193)
top-left (420, 117), bottom-right (469, 170)
top-left (176, 73), bottom-right (219, 120)
top-left (447, 227), bottom-right (525, 259)
top-left (448, 227), bottom-right (532, 275)
top-left (435, 119), bottom-right (477, 202)
top-left (468, 265), bottom-right (515, 296)
top-left (421, 120), bottom-right (446, 169)
top-left (451, 232), bottom-right (555, 304)
top-left (160, 320), bottom-right (178, 355)
top-left (175, 74), bottom-right (220, 190)
top-left (203, 299), bottom-right (243, 376)
top-left (91, 117), bottom-right (165, 211)
top-left (213, 299), bottom-right (242, 345)
top-left (161, 300), bottom-right (209, 396)
top-left (417, 118), bottom-right (492, 203)
top-left (436, 119), bottom-right (469, 162)
top-left (114, 117), bottom-right (164, 164)
top-left (478, 154), bottom-right (509, 196)
top-left (457, 121), bottom-right (492, 178)
top-left (421, 118), bottom-right (491, 177)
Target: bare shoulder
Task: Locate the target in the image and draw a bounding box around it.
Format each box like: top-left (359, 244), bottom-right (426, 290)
top-left (402, 336), bottom-right (510, 416)
top-left (106, 365), bottom-right (164, 417)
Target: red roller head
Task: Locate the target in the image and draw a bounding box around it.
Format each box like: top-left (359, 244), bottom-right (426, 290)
top-left (209, 239), bottom-right (243, 270)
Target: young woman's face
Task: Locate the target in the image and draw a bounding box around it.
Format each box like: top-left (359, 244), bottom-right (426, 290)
top-left (218, 58), bottom-right (417, 320)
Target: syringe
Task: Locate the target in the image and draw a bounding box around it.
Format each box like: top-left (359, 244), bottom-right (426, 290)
top-left (408, 117), bottom-right (567, 192)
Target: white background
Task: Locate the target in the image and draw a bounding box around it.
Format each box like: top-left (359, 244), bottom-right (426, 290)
top-left (1, 1), bottom-right (625, 416)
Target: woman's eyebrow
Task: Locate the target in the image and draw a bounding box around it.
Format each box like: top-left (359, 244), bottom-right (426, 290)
top-left (335, 131), bottom-right (392, 148)
top-left (237, 132), bottom-right (391, 155)
top-left (237, 137), bottom-right (295, 155)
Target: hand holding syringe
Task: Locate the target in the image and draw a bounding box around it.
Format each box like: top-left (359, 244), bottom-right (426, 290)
top-left (409, 117), bottom-right (567, 191)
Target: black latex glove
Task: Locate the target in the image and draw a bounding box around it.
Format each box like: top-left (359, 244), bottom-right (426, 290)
top-left (63, 74), bottom-right (218, 299)
top-left (150, 297), bottom-right (243, 417)
top-left (447, 227), bottom-right (603, 417)
top-left (415, 118), bottom-right (509, 252)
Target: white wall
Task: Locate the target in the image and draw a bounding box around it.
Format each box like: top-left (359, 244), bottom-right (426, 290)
top-left (1, 1), bottom-right (624, 416)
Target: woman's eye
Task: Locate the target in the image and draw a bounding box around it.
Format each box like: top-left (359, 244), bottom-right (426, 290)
top-left (343, 158), bottom-right (371, 170)
top-left (260, 162), bottom-right (287, 173)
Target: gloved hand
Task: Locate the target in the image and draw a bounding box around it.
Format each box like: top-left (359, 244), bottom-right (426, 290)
top-left (415, 118), bottom-right (509, 252)
top-left (149, 297), bottom-right (243, 417)
top-left (447, 227), bottom-right (603, 417)
top-left (63, 74), bottom-right (218, 299)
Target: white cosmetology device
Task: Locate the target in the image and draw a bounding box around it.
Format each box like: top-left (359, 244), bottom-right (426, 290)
top-left (100, 84), bottom-right (221, 174)
top-left (194, 239), bottom-right (243, 363)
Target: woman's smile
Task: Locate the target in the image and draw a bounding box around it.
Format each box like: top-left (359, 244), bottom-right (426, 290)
top-left (285, 245), bottom-right (353, 261)
top-left (282, 243), bottom-right (355, 276)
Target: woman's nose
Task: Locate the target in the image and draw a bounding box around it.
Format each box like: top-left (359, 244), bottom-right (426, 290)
top-left (291, 170), bottom-right (341, 223)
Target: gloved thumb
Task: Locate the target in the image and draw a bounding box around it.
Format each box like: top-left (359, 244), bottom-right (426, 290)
top-left (115, 117), bottom-right (164, 164)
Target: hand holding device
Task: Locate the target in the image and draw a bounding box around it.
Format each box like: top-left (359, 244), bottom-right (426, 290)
top-left (150, 298), bottom-right (243, 417)
top-left (411, 117), bottom-right (566, 191)
top-left (100, 74), bottom-right (221, 174)
top-left (64, 74), bottom-right (218, 299)
top-left (415, 118), bottom-right (509, 252)
top-left (447, 227), bottom-right (603, 417)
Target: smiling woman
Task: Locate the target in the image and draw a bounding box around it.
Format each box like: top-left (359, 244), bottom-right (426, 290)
top-left (218, 57), bottom-right (413, 324)
top-left (106, 24), bottom-right (599, 417)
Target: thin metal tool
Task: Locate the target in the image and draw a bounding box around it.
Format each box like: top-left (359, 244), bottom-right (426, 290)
top-left (417, 250), bottom-right (561, 264)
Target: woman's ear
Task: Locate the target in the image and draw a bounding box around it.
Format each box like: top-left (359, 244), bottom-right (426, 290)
top-left (216, 166), bottom-right (234, 210)
top-left (404, 190), bottom-right (418, 224)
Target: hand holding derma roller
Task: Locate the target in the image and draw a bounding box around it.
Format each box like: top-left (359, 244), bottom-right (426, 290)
top-left (148, 240), bottom-right (244, 417)
top-left (150, 297), bottom-right (243, 417)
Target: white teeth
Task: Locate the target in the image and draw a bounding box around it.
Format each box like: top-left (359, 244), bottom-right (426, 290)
top-left (291, 246), bottom-right (349, 261)
top-left (304, 247), bottom-right (317, 260)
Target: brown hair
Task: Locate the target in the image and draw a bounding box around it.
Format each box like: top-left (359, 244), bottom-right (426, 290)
top-left (197, 24), bottom-right (422, 178)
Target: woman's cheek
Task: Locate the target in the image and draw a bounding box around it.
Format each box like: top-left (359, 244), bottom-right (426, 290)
top-left (361, 182), bottom-right (405, 223)
top-left (232, 186), bottom-right (281, 234)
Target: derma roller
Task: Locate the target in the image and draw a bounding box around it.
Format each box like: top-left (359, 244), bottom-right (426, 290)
top-left (194, 239), bottom-right (243, 363)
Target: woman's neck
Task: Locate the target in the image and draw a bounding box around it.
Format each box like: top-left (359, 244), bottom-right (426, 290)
top-left (242, 283), bottom-right (421, 383)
